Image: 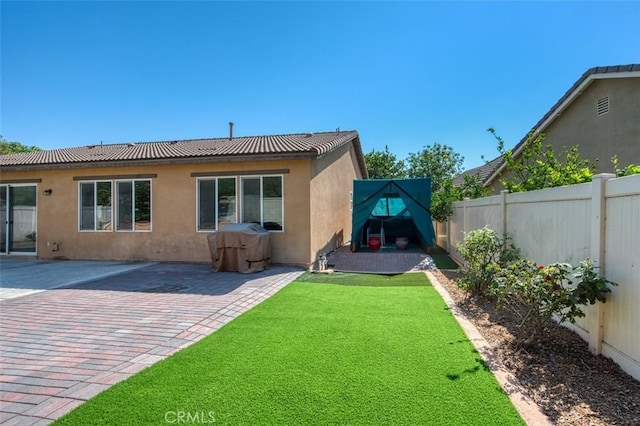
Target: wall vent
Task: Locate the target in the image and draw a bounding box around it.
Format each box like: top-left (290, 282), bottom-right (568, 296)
top-left (597, 96), bottom-right (610, 116)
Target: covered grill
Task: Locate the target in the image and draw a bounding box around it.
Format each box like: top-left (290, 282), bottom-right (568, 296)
top-left (207, 223), bottom-right (271, 273)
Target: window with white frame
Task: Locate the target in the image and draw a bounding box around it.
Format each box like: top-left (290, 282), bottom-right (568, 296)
top-left (241, 175), bottom-right (283, 231)
top-left (197, 177), bottom-right (237, 231)
top-left (116, 180), bottom-right (152, 231)
top-left (79, 181), bottom-right (112, 231)
top-left (79, 179), bottom-right (151, 232)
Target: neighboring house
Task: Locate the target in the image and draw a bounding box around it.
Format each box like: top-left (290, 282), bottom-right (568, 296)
top-left (456, 64), bottom-right (640, 193)
top-left (0, 129), bottom-right (367, 266)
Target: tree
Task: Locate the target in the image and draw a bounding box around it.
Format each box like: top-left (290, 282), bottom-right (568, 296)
top-left (365, 143), bottom-right (486, 222)
top-left (405, 143), bottom-right (465, 222)
top-left (428, 175), bottom-right (491, 222)
top-left (364, 145), bottom-right (407, 179)
top-left (459, 174), bottom-right (491, 200)
top-left (406, 143), bottom-right (463, 193)
top-left (488, 128), bottom-right (597, 193)
top-left (429, 179), bottom-right (459, 222)
top-left (0, 136), bottom-right (41, 155)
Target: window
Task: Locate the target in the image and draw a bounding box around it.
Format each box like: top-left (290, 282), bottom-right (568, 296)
top-left (197, 177), bottom-right (237, 231)
top-left (241, 176), bottom-right (283, 231)
top-left (79, 179), bottom-right (150, 232)
top-left (196, 174), bottom-right (283, 232)
top-left (242, 178), bottom-right (261, 225)
top-left (116, 180), bottom-right (151, 231)
top-left (79, 181), bottom-right (112, 231)
top-left (372, 193), bottom-right (407, 217)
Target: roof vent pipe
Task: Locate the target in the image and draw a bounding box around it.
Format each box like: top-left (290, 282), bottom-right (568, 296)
top-left (229, 122), bottom-right (234, 140)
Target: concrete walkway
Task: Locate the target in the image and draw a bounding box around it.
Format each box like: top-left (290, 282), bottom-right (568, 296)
top-left (0, 259), bottom-right (154, 300)
top-left (0, 261), bottom-right (303, 425)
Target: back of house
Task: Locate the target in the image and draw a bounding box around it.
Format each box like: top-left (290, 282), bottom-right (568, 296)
top-left (0, 129), bottom-right (367, 267)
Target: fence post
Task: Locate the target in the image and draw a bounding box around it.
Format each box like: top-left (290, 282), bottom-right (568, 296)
top-left (588, 173), bottom-right (615, 355)
top-left (463, 197), bottom-right (470, 235)
top-left (500, 190), bottom-right (509, 236)
top-left (444, 220), bottom-right (450, 252)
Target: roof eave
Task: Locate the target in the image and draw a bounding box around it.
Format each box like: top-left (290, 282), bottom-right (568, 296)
top-left (0, 152), bottom-right (319, 172)
top-left (534, 70), bottom-right (640, 139)
top-left (351, 135), bottom-right (369, 179)
top-left (311, 132), bottom-right (367, 178)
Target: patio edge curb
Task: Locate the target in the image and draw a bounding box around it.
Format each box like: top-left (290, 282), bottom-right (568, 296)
top-left (425, 270), bottom-right (552, 426)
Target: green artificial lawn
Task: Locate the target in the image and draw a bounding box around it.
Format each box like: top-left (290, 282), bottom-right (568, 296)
top-left (294, 271), bottom-right (429, 286)
top-left (56, 273), bottom-right (522, 426)
top-left (430, 245), bottom-right (460, 270)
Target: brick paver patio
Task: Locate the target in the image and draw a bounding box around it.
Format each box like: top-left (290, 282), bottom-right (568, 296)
top-left (0, 263), bottom-right (303, 425)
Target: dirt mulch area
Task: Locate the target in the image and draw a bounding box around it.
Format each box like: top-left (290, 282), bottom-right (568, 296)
top-left (433, 269), bottom-right (640, 426)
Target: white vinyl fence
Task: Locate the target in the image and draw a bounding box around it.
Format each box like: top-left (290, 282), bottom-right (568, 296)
top-left (446, 173), bottom-right (640, 381)
top-left (0, 206), bottom-right (37, 242)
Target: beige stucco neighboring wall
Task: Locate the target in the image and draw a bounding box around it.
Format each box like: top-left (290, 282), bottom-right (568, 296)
top-left (541, 78), bottom-right (640, 173)
top-left (1, 158), bottom-right (314, 265)
top-left (309, 142), bottom-right (364, 263)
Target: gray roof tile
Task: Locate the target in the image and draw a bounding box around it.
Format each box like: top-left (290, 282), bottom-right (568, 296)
top-left (453, 156), bottom-right (504, 186)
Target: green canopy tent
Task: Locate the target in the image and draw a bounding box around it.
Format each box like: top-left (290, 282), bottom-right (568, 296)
top-left (350, 178), bottom-right (435, 251)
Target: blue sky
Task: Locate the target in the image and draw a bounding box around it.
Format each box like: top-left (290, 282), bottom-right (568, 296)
top-left (2, 1), bottom-right (639, 170)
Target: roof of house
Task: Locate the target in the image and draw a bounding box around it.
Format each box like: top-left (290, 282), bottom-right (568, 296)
top-left (1, 130), bottom-right (368, 177)
top-left (457, 64), bottom-right (640, 187)
top-left (452, 156), bottom-right (503, 187)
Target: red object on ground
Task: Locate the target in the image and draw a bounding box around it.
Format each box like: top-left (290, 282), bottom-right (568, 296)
top-left (369, 236), bottom-right (381, 251)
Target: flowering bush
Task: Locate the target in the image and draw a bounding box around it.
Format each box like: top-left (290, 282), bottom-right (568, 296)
top-left (492, 258), bottom-right (616, 344)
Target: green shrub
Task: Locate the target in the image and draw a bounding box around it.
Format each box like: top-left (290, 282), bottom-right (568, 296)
top-left (572, 259), bottom-right (616, 304)
top-left (488, 128), bottom-right (597, 193)
top-left (612, 155), bottom-right (640, 177)
top-left (492, 258), bottom-right (616, 344)
top-left (456, 227), bottom-right (520, 295)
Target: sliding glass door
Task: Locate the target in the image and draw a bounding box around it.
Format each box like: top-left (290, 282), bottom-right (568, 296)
top-left (0, 186), bottom-right (6, 253)
top-left (1, 185), bottom-right (37, 254)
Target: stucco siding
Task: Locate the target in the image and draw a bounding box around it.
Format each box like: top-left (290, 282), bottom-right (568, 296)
top-left (541, 78), bottom-right (640, 173)
top-left (1, 159), bottom-right (313, 265)
top-left (483, 76), bottom-right (639, 195)
top-left (309, 143), bottom-right (363, 263)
